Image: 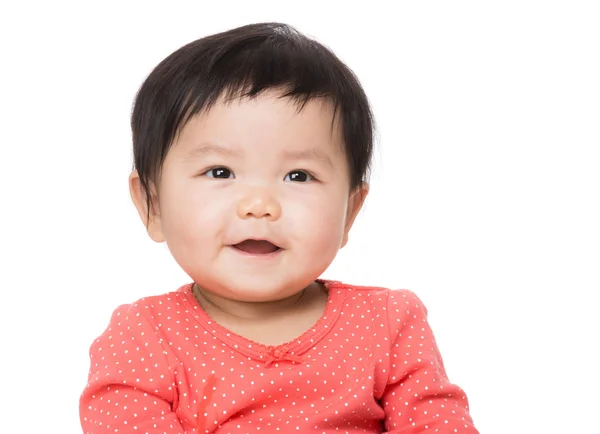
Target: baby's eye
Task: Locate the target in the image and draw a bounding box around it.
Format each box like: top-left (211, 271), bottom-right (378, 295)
top-left (205, 167), bottom-right (234, 179)
top-left (284, 170), bottom-right (314, 182)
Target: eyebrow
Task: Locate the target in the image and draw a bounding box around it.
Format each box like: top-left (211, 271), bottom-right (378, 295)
top-left (183, 144), bottom-right (241, 160)
top-left (282, 148), bottom-right (334, 168)
top-left (184, 143), bottom-right (334, 167)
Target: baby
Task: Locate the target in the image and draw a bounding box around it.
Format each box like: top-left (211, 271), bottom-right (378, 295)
top-left (79, 22), bottom-right (479, 434)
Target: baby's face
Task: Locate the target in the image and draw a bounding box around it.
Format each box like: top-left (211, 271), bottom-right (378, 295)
top-left (143, 90), bottom-right (366, 301)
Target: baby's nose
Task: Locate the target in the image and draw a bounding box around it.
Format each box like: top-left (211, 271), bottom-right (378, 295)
top-left (236, 190), bottom-right (281, 220)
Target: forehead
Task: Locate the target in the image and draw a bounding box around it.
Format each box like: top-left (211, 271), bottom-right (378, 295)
top-left (171, 90), bottom-right (345, 158)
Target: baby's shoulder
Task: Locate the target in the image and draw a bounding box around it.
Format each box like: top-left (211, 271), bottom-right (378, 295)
top-left (327, 279), bottom-right (427, 316)
top-left (328, 279), bottom-right (420, 301)
top-left (132, 283), bottom-right (191, 309)
top-left (329, 280), bottom-right (431, 339)
top-left (106, 283), bottom-right (193, 325)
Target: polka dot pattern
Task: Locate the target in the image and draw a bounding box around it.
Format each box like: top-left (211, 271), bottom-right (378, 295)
top-left (80, 281), bottom-right (478, 433)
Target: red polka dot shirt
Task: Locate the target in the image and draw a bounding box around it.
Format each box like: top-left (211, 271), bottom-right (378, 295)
top-left (80, 280), bottom-right (479, 433)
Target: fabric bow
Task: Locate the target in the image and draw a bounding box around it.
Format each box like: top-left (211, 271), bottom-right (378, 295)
top-left (262, 345), bottom-right (304, 366)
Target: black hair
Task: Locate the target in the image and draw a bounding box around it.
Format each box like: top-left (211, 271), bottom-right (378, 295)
top-left (131, 22), bottom-right (374, 220)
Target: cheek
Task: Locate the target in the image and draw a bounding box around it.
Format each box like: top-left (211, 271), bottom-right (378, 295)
top-left (161, 184), bottom-right (231, 241)
top-left (284, 189), bottom-right (348, 243)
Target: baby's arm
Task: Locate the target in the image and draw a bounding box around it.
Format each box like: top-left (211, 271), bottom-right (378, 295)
top-left (79, 303), bottom-right (184, 433)
top-left (380, 291), bottom-right (479, 433)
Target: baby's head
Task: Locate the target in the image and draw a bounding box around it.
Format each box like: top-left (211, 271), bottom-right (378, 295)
top-left (129, 23), bottom-right (374, 302)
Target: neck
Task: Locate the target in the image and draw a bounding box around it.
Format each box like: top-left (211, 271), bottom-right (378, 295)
top-left (192, 283), bottom-right (316, 321)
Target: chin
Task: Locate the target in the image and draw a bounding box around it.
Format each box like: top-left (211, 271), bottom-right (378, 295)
top-left (209, 275), bottom-right (306, 302)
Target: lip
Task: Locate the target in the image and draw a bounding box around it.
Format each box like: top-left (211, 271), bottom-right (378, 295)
top-left (227, 238), bottom-right (284, 257)
top-left (229, 238), bottom-right (283, 249)
top-left (228, 244), bottom-right (284, 259)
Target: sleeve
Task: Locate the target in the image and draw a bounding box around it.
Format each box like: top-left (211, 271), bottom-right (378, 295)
top-left (380, 290), bottom-right (479, 434)
top-left (79, 303), bottom-right (184, 434)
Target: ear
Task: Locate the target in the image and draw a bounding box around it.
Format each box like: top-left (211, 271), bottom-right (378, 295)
top-left (128, 170), bottom-right (165, 243)
top-left (341, 182), bottom-right (369, 248)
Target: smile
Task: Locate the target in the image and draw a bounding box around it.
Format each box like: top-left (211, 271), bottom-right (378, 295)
top-left (231, 239), bottom-right (282, 256)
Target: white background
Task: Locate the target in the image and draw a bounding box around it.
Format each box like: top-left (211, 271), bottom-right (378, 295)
top-left (1, 1), bottom-right (599, 433)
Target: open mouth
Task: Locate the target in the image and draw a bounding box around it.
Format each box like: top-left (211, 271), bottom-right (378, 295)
top-left (233, 239), bottom-right (281, 255)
